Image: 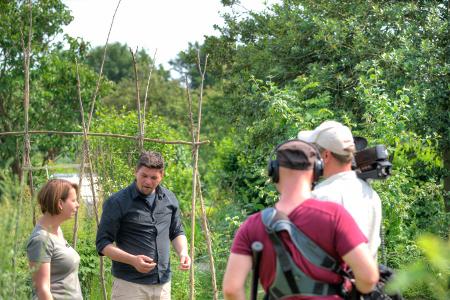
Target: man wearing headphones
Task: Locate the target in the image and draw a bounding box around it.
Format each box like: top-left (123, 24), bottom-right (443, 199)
top-left (223, 140), bottom-right (378, 299)
top-left (298, 121), bottom-right (382, 258)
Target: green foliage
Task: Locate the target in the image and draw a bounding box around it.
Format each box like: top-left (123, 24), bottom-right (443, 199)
top-left (0, 167), bottom-right (33, 299)
top-left (387, 234), bottom-right (450, 300)
top-left (1, 0), bottom-right (449, 298)
top-left (89, 106), bottom-right (192, 199)
top-left (180, 3), bottom-right (449, 296)
top-left (75, 215), bottom-right (113, 300)
top-left (86, 43), bottom-right (187, 126)
top-left (206, 77), bottom-right (337, 211)
top-left (86, 42), bottom-right (153, 83)
top-left (0, 0), bottom-right (77, 172)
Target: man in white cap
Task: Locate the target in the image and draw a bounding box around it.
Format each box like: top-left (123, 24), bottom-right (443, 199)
top-left (298, 121), bottom-right (382, 258)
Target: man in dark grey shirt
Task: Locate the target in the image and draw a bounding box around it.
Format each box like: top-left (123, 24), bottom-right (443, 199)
top-left (96, 151), bottom-right (190, 299)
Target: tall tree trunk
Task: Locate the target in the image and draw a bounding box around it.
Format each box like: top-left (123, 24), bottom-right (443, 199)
top-left (444, 147), bottom-right (450, 213)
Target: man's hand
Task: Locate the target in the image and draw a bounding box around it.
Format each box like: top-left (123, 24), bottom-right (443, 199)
top-left (172, 235), bottom-right (191, 271)
top-left (178, 253), bottom-right (191, 271)
top-left (133, 255), bottom-right (157, 273)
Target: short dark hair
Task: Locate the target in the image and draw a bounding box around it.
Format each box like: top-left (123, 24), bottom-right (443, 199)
top-left (137, 151), bottom-right (165, 170)
top-left (37, 179), bottom-right (79, 215)
top-left (317, 145), bottom-right (353, 164)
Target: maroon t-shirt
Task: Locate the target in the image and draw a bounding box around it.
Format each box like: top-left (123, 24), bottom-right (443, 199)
top-left (231, 199), bottom-right (367, 300)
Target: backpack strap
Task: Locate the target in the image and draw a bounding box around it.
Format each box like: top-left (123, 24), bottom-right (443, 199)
top-left (261, 207), bottom-right (344, 298)
top-left (261, 207), bottom-right (342, 274)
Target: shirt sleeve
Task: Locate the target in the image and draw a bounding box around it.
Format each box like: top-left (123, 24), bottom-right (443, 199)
top-left (230, 218), bottom-right (253, 256)
top-left (27, 233), bottom-right (53, 263)
top-left (370, 192), bottom-right (382, 257)
top-left (169, 195), bottom-right (185, 241)
top-left (96, 197), bottom-right (122, 255)
top-left (334, 205), bottom-right (368, 257)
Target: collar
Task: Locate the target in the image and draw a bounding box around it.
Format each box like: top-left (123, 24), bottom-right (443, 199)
top-left (130, 181), bottom-right (163, 200)
top-left (318, 170), bottom-right (357, 185)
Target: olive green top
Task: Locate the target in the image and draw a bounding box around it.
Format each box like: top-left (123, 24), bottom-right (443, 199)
top-left (27, 225), bottom-right (83, 300)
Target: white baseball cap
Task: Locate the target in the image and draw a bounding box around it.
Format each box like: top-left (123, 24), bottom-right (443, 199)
top-left (297, 121), bottom-right (355, 155)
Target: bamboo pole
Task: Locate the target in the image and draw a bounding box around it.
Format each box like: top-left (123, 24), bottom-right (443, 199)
top-left (18, 0), bottom-right (35, 226)
top-left (187, 51), bottom-right (209, 300)
top-left (0, 130), bottom-right (209, 145)
top-left (186, 75), bottom-right (198, 300)
top-left (142, 49), bottom-right (157, 126)
top-left (14, 1), bottom-right (33, 297)
top-left (195, 51), bottom-right (208, 146)
top-left (130, 47), bottom-right (144, 152)
top-left (72, 57), bottom-right (87, 249)
top-left (74, 58), bottom-right (108, 300)
top-left (196, 173), bottom-right (218, 300)
top-left (86, 0), bottom-right (123, 131)
top-left (22, 164), bottom-right (81, 171)
top-left (72, 152), bottom-right (85, 249)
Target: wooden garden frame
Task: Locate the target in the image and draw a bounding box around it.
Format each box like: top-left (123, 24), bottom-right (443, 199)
top-left (4, 1), bottom-right (218, 299)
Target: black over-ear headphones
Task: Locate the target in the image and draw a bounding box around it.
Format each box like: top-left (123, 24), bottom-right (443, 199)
top-left (267, 139), bottom-right (324, 184)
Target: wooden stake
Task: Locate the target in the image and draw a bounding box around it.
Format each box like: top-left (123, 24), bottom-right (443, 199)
top-left (142, 49), bottom-right (157, 128)
top-left (75, 57), bottom-right (108, 300)
top-left (130, 47), bottom-right (144, 151)
top-left (87, 0), bottom-right (123, 131)
top-left (0, 130), bottom-right (209, 146)
top-left (14, 1), bottom-right (33, 297)
top-left (185, 75), bottom-right (198, 300)
top-left (187, 50), bottom-right (209, 300)
top-left (196, 173), bottom-right (218, 300)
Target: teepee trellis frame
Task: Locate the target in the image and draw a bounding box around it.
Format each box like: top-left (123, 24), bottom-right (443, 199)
top-left (2, 0), bottom-right (218, 299)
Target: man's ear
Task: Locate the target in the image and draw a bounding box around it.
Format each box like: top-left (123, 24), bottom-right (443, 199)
top-left (322, 150), bottom-right (332, 163)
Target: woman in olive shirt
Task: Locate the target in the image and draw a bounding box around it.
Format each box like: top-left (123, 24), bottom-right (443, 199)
top-left (27, 179), bottom-right (83, 300)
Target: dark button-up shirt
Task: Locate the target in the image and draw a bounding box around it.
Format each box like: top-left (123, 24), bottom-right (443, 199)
top-left (96, 182), bottom-right (185, 284)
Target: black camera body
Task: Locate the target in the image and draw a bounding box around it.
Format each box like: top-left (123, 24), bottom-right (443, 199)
top-left (353, 137), bottom-right (392, 180)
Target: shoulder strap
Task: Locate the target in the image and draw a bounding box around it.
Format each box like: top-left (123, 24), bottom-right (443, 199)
top-left (261, 207), bottom-right (342, 273)
top-left (261, 208), bottom-right (345, 298)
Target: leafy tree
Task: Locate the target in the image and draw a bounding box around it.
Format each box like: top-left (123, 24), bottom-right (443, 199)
top-left (172, 4), bottom-right (449, 298)
top-left (86, 42), bottom-right (154, 83)
top-left (0, 1), bottom-right (107, 176)
top-left (0, 0), bottom-right (71, 174)
top-left (175, 0), bottom-right (450, 210)
top-left (89, 105), bottom-right (193, 206)
top-left (387, 234), bottom-right (450, 300)
top-left (86, 43), bottom-right (188, 128)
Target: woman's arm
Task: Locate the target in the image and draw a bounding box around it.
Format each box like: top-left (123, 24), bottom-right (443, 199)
top-left (30, 261), bottom-right (53, 300)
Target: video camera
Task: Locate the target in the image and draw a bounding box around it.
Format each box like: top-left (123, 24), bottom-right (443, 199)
top-left (353, 137), bottom-right (392, 181)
